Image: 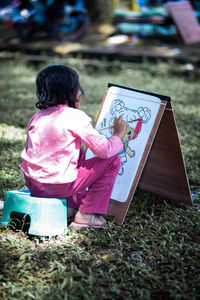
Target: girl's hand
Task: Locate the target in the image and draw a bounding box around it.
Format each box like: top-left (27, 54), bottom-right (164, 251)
top-left (113, 116), bottom-right (126, 139)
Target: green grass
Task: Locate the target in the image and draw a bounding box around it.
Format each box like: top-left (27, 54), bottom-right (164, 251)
top-left (0, 58), bottom-right (200, 299)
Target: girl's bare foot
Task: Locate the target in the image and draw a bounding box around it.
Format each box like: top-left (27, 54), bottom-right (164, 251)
top-left (74, 211), bottom-right (106, 227)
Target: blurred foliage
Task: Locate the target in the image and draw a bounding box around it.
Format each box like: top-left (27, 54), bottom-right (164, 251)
top-left (85, 0), bottom-right (113, 24)
top-left (0, 57), bottom-right (200, 300)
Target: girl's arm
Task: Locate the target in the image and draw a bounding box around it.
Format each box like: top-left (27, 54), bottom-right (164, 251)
top-left (77, 121), bottom-right (124, 159)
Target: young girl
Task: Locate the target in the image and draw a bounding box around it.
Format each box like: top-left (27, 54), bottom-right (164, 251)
top-left (20, 64), bottom-right (126, 230)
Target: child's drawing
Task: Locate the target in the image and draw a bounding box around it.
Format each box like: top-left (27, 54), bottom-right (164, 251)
top-left (108, 99), bottom-right (151, 175)
top-left (86, 85), bottom-right (162, 203)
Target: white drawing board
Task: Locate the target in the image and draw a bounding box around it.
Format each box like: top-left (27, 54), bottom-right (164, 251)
top-left (86, 84), bottom-right (162, 203)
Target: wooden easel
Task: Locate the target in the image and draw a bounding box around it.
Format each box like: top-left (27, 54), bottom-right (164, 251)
top-left (105, 85), bottom-right (192, 224)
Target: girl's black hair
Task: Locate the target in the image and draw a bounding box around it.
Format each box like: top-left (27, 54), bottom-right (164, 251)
top-left (35, 64), bottom-right (84, 110)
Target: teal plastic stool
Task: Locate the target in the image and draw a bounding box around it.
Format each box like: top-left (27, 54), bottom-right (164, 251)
top-left (0, 190), bottom-right (67, 236)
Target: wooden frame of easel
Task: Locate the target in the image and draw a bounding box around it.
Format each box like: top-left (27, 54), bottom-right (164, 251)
top-left (94, 83), bottom-right (192, 225)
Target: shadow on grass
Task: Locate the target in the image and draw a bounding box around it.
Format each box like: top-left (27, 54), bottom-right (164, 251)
top-left (0, 191), bottom-right (200, 299)
top-left (0, 136), bottom-right (200, 299)
top-left (0, 138), bottom-right (26, 199)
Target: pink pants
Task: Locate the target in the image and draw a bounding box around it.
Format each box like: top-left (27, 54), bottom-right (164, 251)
top-left (24, 149), bottom-right (120, 214)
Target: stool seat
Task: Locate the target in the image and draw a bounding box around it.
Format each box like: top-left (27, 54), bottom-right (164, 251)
top-left (0, 190), bottom-right (67, 236)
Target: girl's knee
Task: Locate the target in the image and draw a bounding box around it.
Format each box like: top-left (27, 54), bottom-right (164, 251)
top-left (115, 154), bottom-right (121, 165)
top-left (110, 154), bottom-right (121, 171)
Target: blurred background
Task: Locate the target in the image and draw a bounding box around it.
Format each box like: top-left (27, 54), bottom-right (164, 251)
top-left (0, 0), bottom-right (200, 60)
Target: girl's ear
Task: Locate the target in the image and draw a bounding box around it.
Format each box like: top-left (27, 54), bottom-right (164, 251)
top-left (75, 101), bottom-right (81, 109)
top-left (75, 90), bottom-right (82, 109)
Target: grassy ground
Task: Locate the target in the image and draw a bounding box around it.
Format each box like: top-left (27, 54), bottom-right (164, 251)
top-left (0, 58), bottom-right (200, 300)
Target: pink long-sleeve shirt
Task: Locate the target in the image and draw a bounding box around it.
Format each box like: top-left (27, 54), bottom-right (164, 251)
top-left (20, 105), bottom-right (123, 184)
